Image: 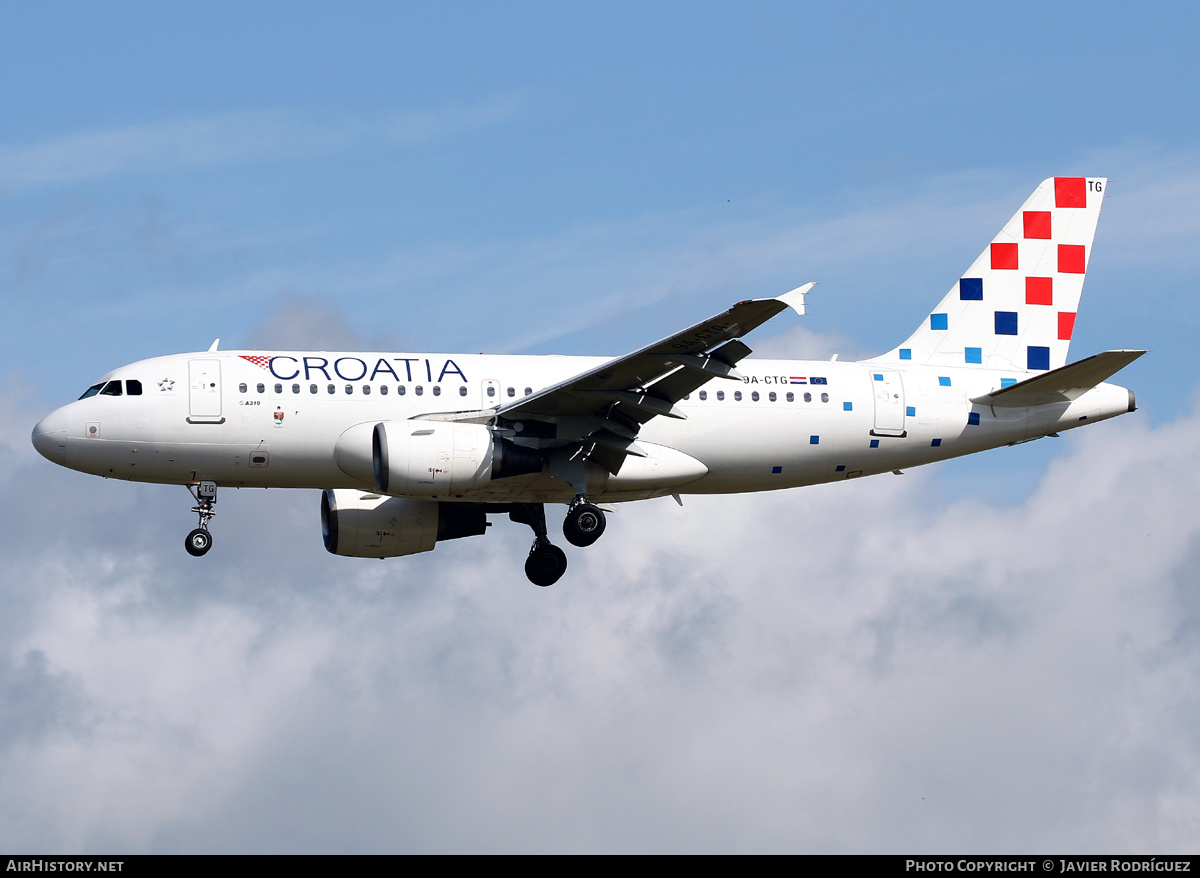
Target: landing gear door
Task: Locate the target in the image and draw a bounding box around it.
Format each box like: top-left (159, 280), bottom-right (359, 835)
top-left (188, 359), bottom-right (223, 423)
top-left (871, 370), bottom-right (906, 437)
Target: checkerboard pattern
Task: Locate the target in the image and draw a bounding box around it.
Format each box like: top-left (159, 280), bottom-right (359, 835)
top-left (876, 177), bottom-right (1105, 372)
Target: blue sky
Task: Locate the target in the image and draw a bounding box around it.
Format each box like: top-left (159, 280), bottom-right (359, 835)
top-left (5, 2), bottom-right (1196, 400)
top-left (2, 2), bottom-right (1199, 853)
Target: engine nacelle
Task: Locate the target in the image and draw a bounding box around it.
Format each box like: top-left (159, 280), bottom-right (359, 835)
top-left (334, 419), bottom-right (542, 496)
top-left (374, 421), bottom-right (492, 495)
top-left (320, 489), bottom-right (488, 558)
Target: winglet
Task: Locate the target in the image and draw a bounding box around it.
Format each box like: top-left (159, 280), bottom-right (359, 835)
top-left (777, 282), bottom-right (816, 316)
top-left (208, 338), bottom-right (220, 351)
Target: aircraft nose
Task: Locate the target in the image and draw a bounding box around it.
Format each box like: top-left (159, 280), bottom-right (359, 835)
top-left (31, 409), bottom-right (68, 461)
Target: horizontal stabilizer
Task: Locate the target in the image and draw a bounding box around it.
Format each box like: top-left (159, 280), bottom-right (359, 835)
top-left (971, 350), bottom-right (1146, 407)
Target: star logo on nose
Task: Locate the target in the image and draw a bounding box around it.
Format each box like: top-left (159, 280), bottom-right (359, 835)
top-left (158, 378), bottom-right (175, 391)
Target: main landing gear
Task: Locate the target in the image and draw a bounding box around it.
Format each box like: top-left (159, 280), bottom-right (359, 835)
top-left (510, 503), bottom-right (568, 587)
top-left (511, 498), bottom-right (609, 586)
top-left (184, 480), bottom-right (217, 557)
top-left (563, 496), bottom-right (606, 547)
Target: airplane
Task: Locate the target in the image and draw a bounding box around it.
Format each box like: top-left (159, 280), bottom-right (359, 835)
top-left (31, 177), bottom-right (1144, 586)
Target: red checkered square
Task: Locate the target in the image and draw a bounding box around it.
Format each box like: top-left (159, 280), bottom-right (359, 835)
top-left (1058, 312), bottom-right (1076, 340)
top-left (1026, 277), bottom-right (1053, 305)
top-left (991, 242), bottom-right (1019, 270)
top-left (1023, 211), bottom-right (1051, 239)
top-left (1055, 177), bottom-right (1087, 208)
top-left (1058, 244), bottom-right (1086, 273)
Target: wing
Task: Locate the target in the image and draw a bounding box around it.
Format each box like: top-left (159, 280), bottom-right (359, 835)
top-left (487, 284), bottom-right (813, 476)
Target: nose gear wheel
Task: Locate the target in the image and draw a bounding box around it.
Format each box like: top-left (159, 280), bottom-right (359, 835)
top-left (185, 528), bottom-right (213, 556)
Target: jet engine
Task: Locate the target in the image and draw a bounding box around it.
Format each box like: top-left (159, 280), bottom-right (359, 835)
top-left (320, 489), bottom-right (490, 558)
top-left (334, 420), bottom-right (542, 496)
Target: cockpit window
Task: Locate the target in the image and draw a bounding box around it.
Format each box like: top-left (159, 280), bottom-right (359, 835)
top-left (99, 381), bottom-right (123, 397)
top-left (79, 383), bottom-right (104, 400)
top-left (126, 380), bottom-right (143, 396)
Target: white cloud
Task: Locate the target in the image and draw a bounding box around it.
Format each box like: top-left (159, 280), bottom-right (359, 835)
top-left (240, 292), bottom-right (398, 351)
top-left (3, 381), bottom-right (1198, 852)
top-left (0, 112), bottom-right (350, 189)
top-left (3, 146), bottom-right (1194, 851)
top-left (386, 93), bottom-right (528, 144)
top-left (0, 98), bottom-right (526, 190)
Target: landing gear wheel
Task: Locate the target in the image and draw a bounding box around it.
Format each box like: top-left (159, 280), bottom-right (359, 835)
top-left (185, 481), bottom-right (218, 558)
top-left (525, 543), bottom-right (568, 587)
top-left (185, 528), bottom-right (213, 557)
top-left (563, 502), bottom-right (606, 547)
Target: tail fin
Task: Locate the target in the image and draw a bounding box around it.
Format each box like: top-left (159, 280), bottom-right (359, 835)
top-left (875, 177), bottom-right (1107, 372)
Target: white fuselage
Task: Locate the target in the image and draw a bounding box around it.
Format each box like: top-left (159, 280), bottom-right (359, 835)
top-left (31, 349), bottom-right (1134, 505)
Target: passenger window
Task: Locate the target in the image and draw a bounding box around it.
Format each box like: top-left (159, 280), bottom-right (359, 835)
top-left (274, 383), bottom-right (283, 394)
top-left (699, 391), bottom-right (707, 400)
top-left (683, 394), bottom-right (690, 401)
top-left (432, 385), bottom-right (441, 396)
top-left (821, 392), bottom-right (829, 403)
top-left (327, 384), bottom-right (335, 394)
top-left (751, 391), bottom-right (759, 402)
top-left (126, 380), bottom-right (143, 396)
top-left (506, 387), bottom-right (515, 397)
top-left (487, 386), bottom-right (496, 398)
top-left (804, 392), bottom-right (812, 402)
top-left (239, 383), bottom-right (248, 393)
top-left (380, 385), bottom-right (389, 395)
top-left (459, 386), bottom-right (467, 396)
top-left (398, 385), bottom-right (406, 396)
top-left (524, 387), bottom-right (531, 396)
top-left (292, 384), bottom-right (300, 394)
top-left (415, 386), bottom-right (423, 396)
top-left (786, 392), bottom-right (794, 402)
top-left (79, 383), bottom-right (105, 400)
top-left (734, 391), bottom-right (742, 401)
top-left (345, 385), bottom-right (353, 394)
top-left (257, 383), bottom-right (265, 393)
top-left (363, 385), bottom-right (371, 395)
top-left (100, 381), bottom-right (122, 397)
top-left (310, 384), bottom-right (318, 394)
top-left (769, 392), bottom-right (777, 402)
top-left (716, 391), bottom-right (725, 401)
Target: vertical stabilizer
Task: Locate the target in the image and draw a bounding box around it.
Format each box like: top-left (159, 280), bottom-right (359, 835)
top-left (874, 177), bottom-right (1106, 372)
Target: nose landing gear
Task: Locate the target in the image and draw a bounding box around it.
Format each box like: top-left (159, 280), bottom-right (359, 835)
top-left (184, 480), bottom-right (217, 557)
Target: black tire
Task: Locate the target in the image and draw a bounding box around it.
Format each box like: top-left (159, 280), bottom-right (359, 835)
top-left (563, 503), bottom-right (606, 547)
top-left (525, 543), bottom-right (568, 587)
top-left (185, 528), bottom-right (213, 557)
